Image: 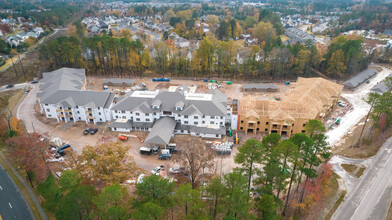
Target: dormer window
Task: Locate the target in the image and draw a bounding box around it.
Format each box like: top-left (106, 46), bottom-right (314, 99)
top-left (152, 100), bottom-right (161, 109)
top-left (175, 100), bottom-right (184, 111)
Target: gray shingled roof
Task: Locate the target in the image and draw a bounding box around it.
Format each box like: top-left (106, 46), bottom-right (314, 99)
top-left (371, 74), bottom-right (392, 94)
top-left (190, 126), bottom-right (226, 135)
top-left (243, 84), bottom-right (278, 91)
top-left (103, 78), bottom-right (135, 86)
top-left (41, 90), bottom-right (114, 108)
top-left (38, 68), bottom-right (85, 100)
top-left (344, 69), bottom-right (378, 89)
top-left (111, 90), bottom-right (227, 117)
top-left (145, 117), bottom-right (176, 145)
top-left (38, 68), bottom-right (115, 109)
top-left (108, 120), bottom-right (153, 129)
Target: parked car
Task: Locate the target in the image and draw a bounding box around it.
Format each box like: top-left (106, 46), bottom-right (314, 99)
top-left (90, 128), bottom-right (98, 135)
top-left (151, 165), bottom-right (164, 175)
top-left (152, 145), bottom-right (160, 154)
top-left (83, 127), bottom-right (92, 135)
top-left (169, 166), bottom-right (183, 174)
top-left (6, 84), bottom-right (13, 88)
top-left (158, 154), bottom-right (171, 160)
top-left (23, 90), bottom-right (30, 93)
top-left (31, 80), bottom-right (39, 84)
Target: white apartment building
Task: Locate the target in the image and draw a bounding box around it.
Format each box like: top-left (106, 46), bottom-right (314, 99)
top-left (37, 68), bottom-right (115, 124)
top-left (38, 68), bottom-right (228, 145)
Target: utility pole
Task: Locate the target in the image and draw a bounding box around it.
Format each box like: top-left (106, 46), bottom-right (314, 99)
top-left (355, 99), bottom-right (375, 148)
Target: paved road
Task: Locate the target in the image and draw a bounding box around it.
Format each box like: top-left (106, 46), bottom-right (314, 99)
top-left (332, 137), bottom-right (392, 220)
top-left (0, 163), bottom-right (34, 220)
top-left (0, 82), bottom-right (30, 93)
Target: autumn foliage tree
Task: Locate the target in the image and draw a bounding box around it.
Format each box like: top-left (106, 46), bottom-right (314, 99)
top-left (77, 141), bottom-right (141, 187)
top-left (6, 132), bottom-right (51, 182)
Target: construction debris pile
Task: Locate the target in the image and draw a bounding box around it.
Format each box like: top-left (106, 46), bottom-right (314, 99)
top-left (210, 142), bottom-right (234, 155)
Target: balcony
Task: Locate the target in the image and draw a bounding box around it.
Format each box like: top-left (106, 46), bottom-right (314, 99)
top-left (56, 109), bottom-right (63, 112)
top-left (64, 109), bottom-right (72, 113)
top-left (57, 114), bottom-right (64, 117)
top-left (86, 116), bottom-right (95, 119)
top-left (85, 110), bottom-right (93, 114)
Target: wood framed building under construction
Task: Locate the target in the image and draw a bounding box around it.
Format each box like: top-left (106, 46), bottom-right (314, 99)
top-left (237, 77), bottom-right (343, 137)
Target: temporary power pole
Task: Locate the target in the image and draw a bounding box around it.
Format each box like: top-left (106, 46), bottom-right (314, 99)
top-left (355, 99), bottom-right (375, 148)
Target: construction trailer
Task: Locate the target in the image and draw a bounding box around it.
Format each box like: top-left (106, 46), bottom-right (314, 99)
top-left (237, 77), bottom-right (343, 137)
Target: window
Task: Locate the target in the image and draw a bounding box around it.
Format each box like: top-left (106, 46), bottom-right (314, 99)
top-left (216, 134), bottom-right (219, 137)
top-left (79, 117), bottom-right (81, 120)
top-left (113, 128), bottom-right (117, 131)
top-left (211, 116), bottom-right (215, 119)
top-left (98, 107), bottom-right (100, 110)
top-left (154, 112), bottom-right (156, 115)
top-left (220, 116), bottom-right (223, 119)
top-left (122, 110), bottom-right (125, 113)
top-left (184, 115), bottom-right (188, 119)
top-left (220, 122), bottom-right (223, 125)
top-left (45, 104), bottom-right (48, 106)
top-left (210, 121), bottom-right (214, 125)
top-left (194, 116), bottom-right (198, 119)
top-left (292, 124), bottom-right (294, 127)
top-left (202, 121), bottom-right (205, 124)
top-left (99, 119), bottom-right (102, 121)
top-left (116, 116), bottom-right (119, 119)
top-left (176, 106), bottom-right (182, 111)
top-left (257, 128), bottom-right (259, 131)
top-left (46, 109), bottom-right (50, 112)
top-left (184, 121), bottom-right (188, 124)
top-left (283, 125), bottom-right (287, 129)
top-left (266, 122), bottom-right (269, 125)
top-left (145, 113), bottom-right (149, 116)
top-left (202, 115), bottom-right (205, 118)
top-left (48, 114), bottom-right (52, 117)
top-left (194, 122), bottom-right (198, 125)
top-left (77, 111), bottom-right (80, 114)
top-left (136, 112), bottom-right (140, 116)
top-left (240, 127), bottom-right (243, 130)
top-left (122, 116), bottom-right (126, 119)
top-left (241, 120), bottom-right (244, 123)
top-left (115, 110), bottom-right (118, 113)
top-left (302, 130), bottom-right (305, 133)
top-left (146, 119), bottom-right (150, 122)
top-left (136, 118), bottom-right (140, 121)
top-left (265, 128), bottom-right (268, 132)
top-left (98, 112), bottom-right (101, 115)
top-left (257, 121), bottom-right (260, 124)
top-left (303, 124), bottom-right (306, 127)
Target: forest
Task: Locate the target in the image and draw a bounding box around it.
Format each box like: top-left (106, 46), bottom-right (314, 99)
top-left (38, 19), bottom-right (370, 81)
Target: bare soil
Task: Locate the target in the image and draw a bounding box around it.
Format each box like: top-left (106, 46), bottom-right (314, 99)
top-left (86, 76), bottom-right (294, 101)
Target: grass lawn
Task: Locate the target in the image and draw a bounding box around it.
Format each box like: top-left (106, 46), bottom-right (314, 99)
top-left (0, 57), bottom-right (19, 71)
top-left (341, 164), bottom-right (357, 174)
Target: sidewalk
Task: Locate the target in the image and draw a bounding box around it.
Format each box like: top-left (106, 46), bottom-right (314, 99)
top-left (0, 151), bottom-right (48, 220)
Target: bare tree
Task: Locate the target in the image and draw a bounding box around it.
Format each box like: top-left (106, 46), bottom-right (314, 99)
top-left (174, 136), bottom-right (215, 189)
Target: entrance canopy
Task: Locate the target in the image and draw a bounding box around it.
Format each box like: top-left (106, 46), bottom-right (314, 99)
top-left (145, 117), bottom-right (176, 145)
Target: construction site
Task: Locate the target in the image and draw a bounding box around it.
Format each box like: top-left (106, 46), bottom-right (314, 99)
top-left (236, 77), bottom-right (343, 137)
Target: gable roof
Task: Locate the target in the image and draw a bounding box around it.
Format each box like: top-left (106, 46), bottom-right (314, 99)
top-left (38, 68), bottom-right (115, 108)
top-left (111, 90), bottom-right (227, 117)
top-left (145, 117), bottom-right (177, 145)
top-left (344, 68), bottom-right (378, 89)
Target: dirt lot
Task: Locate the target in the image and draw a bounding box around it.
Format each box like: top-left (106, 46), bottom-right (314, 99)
top-left (87, 76), bottom-right (294, 101)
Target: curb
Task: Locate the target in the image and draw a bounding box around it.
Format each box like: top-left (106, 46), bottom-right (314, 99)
top-left (0, 151), bottom-right (48, 220)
